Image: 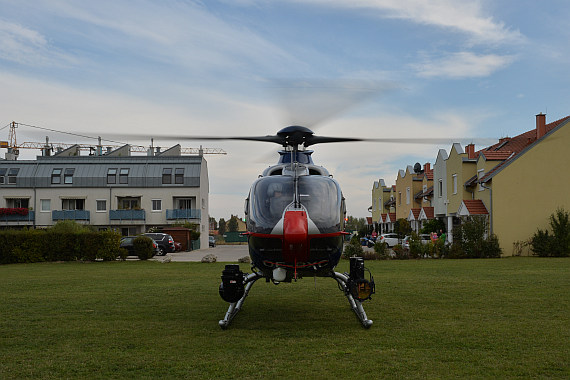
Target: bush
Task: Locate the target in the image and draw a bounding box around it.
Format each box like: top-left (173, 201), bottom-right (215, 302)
top-left (531, 208), bottom-right (570, 257)
top-left (0, 228), bottom-right (123, 264)
top-left (392, 244), bottom-right (409, 260)
top-left (448, 216), bottom-right (501, 258)
top-left (342, 235), bottom-right (364, 259)
top-left (373, 241), bottom-right (389, 259)
top-left (133, 236), bottom-right (155, 260)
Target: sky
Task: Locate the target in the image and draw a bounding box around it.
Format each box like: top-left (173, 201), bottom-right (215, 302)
top-left (2, 0), bottom-right (570, 220)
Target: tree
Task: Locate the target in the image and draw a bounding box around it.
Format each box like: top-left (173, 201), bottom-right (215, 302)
top-left (394, 218), bottom-right (411, 239)
top-left (227, 215), bottom-right (239, 232)
top-left (218, 218), bottom-right (226, 235)
top-left (531, 208), bottom-right (570, 257)
top-left (421, 218), bottom-right (445, 234)
top-left (209, 216), bottom-right (217, 230)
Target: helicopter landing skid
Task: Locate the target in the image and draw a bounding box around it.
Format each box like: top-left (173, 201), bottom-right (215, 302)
top-left (219, 270), bottom-right (373, 329)
top-left (219, 272), bottom-right (263, 330)
top-left (332, 271), bottom-right (373, 329)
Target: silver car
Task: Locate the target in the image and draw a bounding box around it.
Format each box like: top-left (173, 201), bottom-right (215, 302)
top-left (378, 233), bottom-right (399, 247)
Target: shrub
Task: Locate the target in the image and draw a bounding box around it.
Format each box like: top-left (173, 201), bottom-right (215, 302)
top-left (531, 208), bottom-right (570, 257)
top-left (133, 236), bottom-right (155, 260)
top-left (448, 216), bottom-right (501, 258)
top-left (342, 235), bottom-right (364, 259)
top-left (373, 241), bottom-right (389, 259)
top-left (392, 244), bottom-right (409, 260)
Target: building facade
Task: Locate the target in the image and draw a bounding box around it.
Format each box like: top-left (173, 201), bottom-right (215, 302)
top-left (0, 145), bottom-right (210, 249)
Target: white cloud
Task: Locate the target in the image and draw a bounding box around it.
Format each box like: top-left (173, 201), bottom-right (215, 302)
top-left (412, 51), bottom-right (515, 79)
top-left (0, 19), bottom-right (76, 66)
top-left (293, 0), bottom-right (524, 45)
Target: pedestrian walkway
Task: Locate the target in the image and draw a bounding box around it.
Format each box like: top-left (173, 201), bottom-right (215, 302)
top-left (154, 244), bottom-right (249, 262)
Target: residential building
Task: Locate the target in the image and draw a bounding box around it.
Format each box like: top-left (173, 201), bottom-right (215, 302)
top-left (0, 144), bottom-right (210, 249)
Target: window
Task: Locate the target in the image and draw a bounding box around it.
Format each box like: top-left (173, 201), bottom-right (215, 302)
top-left (0, 168), bottom-right (6, 184)
top-left (452, 174), bottom-right (458, 194)
top-left (406, 187), bottom-right (410, 205)
top-left (152, 199), bottom-right (162, 211)
top-left (64, 168), bottom-right (75, 184)
top-left (398, 192), bottom-right (402, 205)
top-left (162, 168), bottom-right (172, 184)
top-left (7, 198), bottom-right (29, 208)
top-left (40, 199), bottom-right (51, 212)
top-left (478, 169), bottom-right (485, 191)
top-left (119, 168), bottom-right (129, 184)
top-left (107, 168), bottom-right (117, 184)
top-left (118, 197), bottom-right (140, 210)
top-left (177, 198), bottom-right (193, 209)
top-left (51, 168), bottom-right (62, 184)
top-left (96, 200), bottom-right (107, 212)
top-left (438, 179), bottom-right (443, 198)
top-left (175, 168), bottom-right (184, 184)
top-left (62, 198), bottom-right (85, 210)
top-left (8, 168), bottom-right (19, 184)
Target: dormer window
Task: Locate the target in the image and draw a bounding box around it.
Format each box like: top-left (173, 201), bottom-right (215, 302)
top-left (175, 168), bottom-right (184, 184)
top-left (162, 168), bottom-right (172, 184)
top-left (107, 168), bottom-right (117, 184)
top-left (64, 168), bottom-right (75, 184)
top-left (51, 168), bottom-right (62, 184)
top-left (7, 168), bottom-right (19, 184)
top-left (0, 168), bottom-right (6, 184)
top-left (119, 168), bottom-right (129, 184)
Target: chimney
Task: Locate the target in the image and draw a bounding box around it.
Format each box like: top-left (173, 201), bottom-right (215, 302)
top-left (536, 113), bottom-right (546, 139)
top-left (465, 144), bottom-right (475, 159)
top-left (424, 163), bottom-right (431, 172)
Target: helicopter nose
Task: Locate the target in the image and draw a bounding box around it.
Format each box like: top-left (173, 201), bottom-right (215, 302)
top-left (282, 210), bottom-right (309, 263)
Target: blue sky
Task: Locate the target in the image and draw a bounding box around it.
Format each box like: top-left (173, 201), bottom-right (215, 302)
top-left (2, 0), bottom-right (570, 219)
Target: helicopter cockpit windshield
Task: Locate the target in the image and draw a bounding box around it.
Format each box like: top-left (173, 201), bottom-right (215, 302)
top-left (248, 175), bottom-right (342, 234)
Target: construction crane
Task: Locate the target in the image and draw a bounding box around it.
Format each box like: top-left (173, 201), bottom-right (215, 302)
top-left (1, 121), bottom-right (227, 159)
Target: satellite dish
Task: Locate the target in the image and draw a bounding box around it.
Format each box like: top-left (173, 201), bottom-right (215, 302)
top-left (414, 162), bottom-right (422, 174)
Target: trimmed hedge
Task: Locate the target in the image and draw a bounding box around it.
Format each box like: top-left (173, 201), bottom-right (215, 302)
top-left (0, 229), bottom-right (123, 264)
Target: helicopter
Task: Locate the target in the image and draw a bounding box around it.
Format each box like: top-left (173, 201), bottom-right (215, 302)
top-left (212, 125), bottom-right (376, 329)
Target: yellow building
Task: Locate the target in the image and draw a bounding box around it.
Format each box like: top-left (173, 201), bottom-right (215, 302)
top-left (479, 114), bottom-right (570, 256)
top-left (371, 179), bottom-right (392, 228)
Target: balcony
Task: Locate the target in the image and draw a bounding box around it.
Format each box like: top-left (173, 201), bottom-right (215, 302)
top-left (166, 209), bottom-right (201, 220)
top-left (0, 210), bottom-right (35, 223)
top-left (52, 210), bottom-right (90, 221)
top-left (109, 209), bottom-right (146, 221)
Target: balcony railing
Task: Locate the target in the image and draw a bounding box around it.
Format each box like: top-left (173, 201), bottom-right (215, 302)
top-left (0, 210), bottom-right (35, 222)
top-left (109, 209), bottom-right (146, 221)
top-left (52, 210), bottom-right (90, 221)
top-left (166, 209), bottom-right (201, 220)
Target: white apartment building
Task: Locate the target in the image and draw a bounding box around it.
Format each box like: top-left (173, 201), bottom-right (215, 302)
top-left (0, 144), bottom-right (210, 249)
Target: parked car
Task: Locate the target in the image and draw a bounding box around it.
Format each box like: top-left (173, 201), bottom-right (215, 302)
top-left (143, 233), bottom-right (175, 255)
top-left (209, 236), bottom-right (216, 247)
top-left (378, 233), bottom-right (400, 247)
top-left (120, 236), bottom-right (159, 256)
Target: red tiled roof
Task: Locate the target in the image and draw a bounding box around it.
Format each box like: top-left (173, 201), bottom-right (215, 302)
top-left (464, 174), bottom-right (478, 187)
top-left (480, 116), bottom-right (570, 182)
top-left (366, 217), bottom-right (373, 225)
top-left (421, 207), bottom-right (434, 219)
top-left (380, 213), bottom-right (387, 223)
top-left (409, 208), bottom-right (421, 220)
top-left (480, 151), bottom-right (514, 160)
top-left (388, 212), bottom-right (396, 222)
top-left (461, 200), bottom-right (488, 215)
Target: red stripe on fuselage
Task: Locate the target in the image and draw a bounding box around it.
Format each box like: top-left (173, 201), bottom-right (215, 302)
top-left (283, 210), bottom-right (309, 262)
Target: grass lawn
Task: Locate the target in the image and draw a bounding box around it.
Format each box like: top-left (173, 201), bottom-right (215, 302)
top-left (1, 258), bottom-right (568, 379)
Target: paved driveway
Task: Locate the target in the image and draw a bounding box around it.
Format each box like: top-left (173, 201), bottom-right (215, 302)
top-left (157, 244), bottom-right (249, 262)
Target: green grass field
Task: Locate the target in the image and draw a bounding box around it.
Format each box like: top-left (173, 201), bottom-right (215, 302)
top-left (1, 258), bottom-right (568, 379)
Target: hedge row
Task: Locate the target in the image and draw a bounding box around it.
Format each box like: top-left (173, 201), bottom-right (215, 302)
top-left (0, 229), bottom-right (124, 264)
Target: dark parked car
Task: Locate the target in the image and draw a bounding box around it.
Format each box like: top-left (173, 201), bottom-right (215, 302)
top-left (143, 233), bottom-right (175, 255)
top-left (120, 236), bottom-right (159, 256)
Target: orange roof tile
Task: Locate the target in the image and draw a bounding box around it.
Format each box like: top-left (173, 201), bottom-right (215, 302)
top-left (421, 207), bottom-right (434, 219)
top-left (461, 200), bottom-right (488, 215)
